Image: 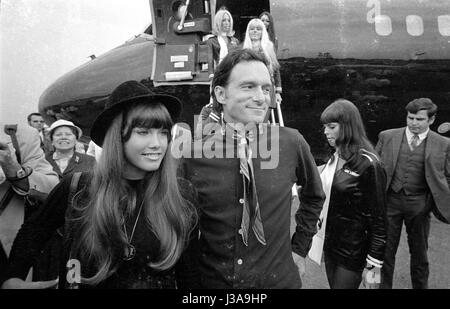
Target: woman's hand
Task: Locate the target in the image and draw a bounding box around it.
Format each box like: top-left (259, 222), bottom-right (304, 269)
top-left (292, 252), bottom-right (306, 277)
top-left (362, 266), bottom-right (381, 289)
top-left (1, 277), bottom-right (58, 289)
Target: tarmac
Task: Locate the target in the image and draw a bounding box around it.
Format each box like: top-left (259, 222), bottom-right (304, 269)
top-left (290, 196), bottom-right (450, 289)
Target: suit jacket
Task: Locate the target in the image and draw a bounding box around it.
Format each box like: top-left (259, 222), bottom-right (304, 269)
top-left (40, 132), bottom-right (54, 156)
top-left (45, 151), bottom-right (96, 179)
top-left (375, 127), bottom-right (450, 223)
top-left (0, 124), bottom-right (59, 257)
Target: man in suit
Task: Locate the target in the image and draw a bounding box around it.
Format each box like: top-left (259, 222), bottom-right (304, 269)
top-left (27, 113), bottom-right (53, 155)
top-left (375, 98), bottom-right (450, 289)
top-left (180, 49), bottom-right (325, 288)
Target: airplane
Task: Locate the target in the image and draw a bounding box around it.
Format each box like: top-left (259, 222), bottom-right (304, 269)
top-left (38, 0), bottom-right (450, 163)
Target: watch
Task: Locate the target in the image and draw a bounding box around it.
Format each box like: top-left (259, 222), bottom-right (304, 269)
top-left (16, 168), bottom-right (27, 178)
top-left (6, 166), bottom-right (32, 182)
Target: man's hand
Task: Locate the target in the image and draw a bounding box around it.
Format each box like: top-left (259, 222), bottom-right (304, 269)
top-left (2, 277), bottom-right (58, 289)
top-left (0, 140), bottom-right (29, 191)
top-left (0, 141), bottom-right (21, 177)
top-left (0, 141), bottom-right (13, 165)
top-left (292, 252), bottom-right (306, 277)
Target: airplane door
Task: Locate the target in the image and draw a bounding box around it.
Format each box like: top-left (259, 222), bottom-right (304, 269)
top-left (150, 0), bottom-right (214, 86)
top-left (215, 0), bottom-right (270, 41)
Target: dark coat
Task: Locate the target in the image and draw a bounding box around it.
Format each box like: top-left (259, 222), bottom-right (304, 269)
top-left (375, 128), bottom-right (450, 223)
top-left (4, 173), bottom-right (200, 288)
top-left (324, 150), bottom-right (387, 272)
top-left (45, 152), bottom-right (96, 179)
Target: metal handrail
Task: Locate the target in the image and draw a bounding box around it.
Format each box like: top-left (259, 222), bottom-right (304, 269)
top-left (177, 0), bottom-right (191, 30)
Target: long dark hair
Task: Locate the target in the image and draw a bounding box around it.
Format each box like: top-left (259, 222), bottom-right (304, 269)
top-left (259, 11), bottom-right (276, 45)
top-left (72, 101), bottom-right (197, 285)
top-left (320, 99), bottom-right (376, 160)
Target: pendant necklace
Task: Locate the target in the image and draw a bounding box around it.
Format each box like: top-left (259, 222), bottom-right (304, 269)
top-left (122, 198), bottom-right (144, 261)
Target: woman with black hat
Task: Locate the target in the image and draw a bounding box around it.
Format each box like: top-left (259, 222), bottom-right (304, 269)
top-left (1, 80), bottom-right (199, 289)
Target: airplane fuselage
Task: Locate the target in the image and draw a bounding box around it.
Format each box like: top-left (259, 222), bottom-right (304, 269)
top-left (39, 0), bottom-right (450, 161)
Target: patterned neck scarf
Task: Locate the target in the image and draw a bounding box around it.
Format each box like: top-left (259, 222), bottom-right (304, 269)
top-left (224, 122), bottom-right (266, 246)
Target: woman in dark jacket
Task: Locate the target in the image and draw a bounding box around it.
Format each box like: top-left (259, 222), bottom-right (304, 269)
top-left (207, 8), bottom-right (240, 67)
top-left (2, 81), bottom-right (199, 289)
top-left (45, 120), bottom-right (95, 179)
top-left (320, 99), bottom-right (387, 289)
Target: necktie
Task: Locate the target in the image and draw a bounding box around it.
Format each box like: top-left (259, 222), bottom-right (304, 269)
top-left (410, 134), bottom-right (419, 151)
top-left (39, 132), bottom-right (45, 147)
top-left (237, 132), bottom-right (266, 246)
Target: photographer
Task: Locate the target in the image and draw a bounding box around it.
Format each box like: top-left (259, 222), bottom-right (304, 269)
top-left (0, 124), bottom-right (58, 282)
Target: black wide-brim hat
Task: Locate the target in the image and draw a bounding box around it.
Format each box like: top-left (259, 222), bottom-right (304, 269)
top-left (91, 80), bottom-right (182, 146)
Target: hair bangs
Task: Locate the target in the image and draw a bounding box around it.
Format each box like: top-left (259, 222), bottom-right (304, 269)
top-left (320, 104), bottom-right (343, 124)
top-left (125, 102), bottom-right (173, 131)
top-left (213, 9), bottom-right (234, 36)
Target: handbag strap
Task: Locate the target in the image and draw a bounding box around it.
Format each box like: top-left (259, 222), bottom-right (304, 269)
top-left (68, 172), bottom-right (82, 208)
top-left (59, 172), bottom-right (83, 289)
top-left (56, 172), bottom-right (82, 238)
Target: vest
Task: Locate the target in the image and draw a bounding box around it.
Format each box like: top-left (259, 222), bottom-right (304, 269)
top-left (390, 134), bottom-right (429, 195)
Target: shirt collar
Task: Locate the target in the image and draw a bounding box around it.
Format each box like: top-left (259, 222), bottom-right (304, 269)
top-left (405, 127), bottom-right (429, 143)
top-left (53, 151), bottom-right (73, 161)
top-left (220, 121), bottom-right (265, 139)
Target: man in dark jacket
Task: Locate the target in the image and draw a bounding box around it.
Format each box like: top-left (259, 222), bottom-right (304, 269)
top-left (180, 49), bottom-right (325, 288)
top-left (376, 98), bottom-right (450, 289)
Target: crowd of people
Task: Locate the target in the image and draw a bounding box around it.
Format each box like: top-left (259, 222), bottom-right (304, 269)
top-left (0, 6), bottom-right (449, 290)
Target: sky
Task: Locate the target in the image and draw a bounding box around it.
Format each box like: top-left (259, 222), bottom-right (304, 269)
top-left (0, 0), bottom-right (151, 126)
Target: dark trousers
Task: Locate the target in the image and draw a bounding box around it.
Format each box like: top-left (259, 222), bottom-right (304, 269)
top-left (381, 190), bottom-right (431, 289)
top-left (324, 255), bottom-right (362, 289)
top-left (0, 243), bottom-right (7, 282)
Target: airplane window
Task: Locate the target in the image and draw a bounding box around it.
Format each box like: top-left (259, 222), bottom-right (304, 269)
top-left (438, 15), bottom-right (450, 36)
top-left (406, 15), bottom-right (423, 36)
top-left (374, 15), bottom-right (392, 36)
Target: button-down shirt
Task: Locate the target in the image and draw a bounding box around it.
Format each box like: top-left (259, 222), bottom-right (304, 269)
top-left (181, 124), bottom-right (325, 288)
top-left (52, 151), bottom-right (72, 174)
top-left (405, 127), bottom-right (429, 148)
